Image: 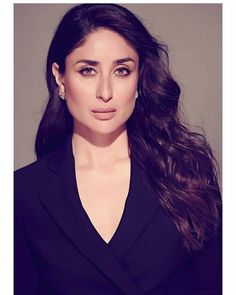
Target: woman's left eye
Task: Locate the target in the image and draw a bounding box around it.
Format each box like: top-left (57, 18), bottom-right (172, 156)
top-left (115, 67), bottom-right (131, 76)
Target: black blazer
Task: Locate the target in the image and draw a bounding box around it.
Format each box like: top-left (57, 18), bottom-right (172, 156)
top-left (14, 136), bottom-right (222, 295)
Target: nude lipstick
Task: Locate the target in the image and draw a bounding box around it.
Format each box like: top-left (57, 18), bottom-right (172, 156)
top-left (91, 108), bottom-right (117, 120)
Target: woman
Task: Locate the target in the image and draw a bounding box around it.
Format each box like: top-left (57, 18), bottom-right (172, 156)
top-left (14, 4), bottom-right (222, 295)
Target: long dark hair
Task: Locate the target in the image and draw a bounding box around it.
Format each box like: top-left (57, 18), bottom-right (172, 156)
top-left (35, 4), bottom-right (221, 251)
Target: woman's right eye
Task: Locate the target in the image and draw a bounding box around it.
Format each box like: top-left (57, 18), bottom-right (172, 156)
top-left (78, 67), bottom-right (96, 77)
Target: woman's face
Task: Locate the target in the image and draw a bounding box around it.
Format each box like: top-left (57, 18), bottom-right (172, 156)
top-left (53, 28), bottom-right (139, 137)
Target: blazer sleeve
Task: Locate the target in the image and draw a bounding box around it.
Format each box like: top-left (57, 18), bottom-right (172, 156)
top-left (14, 198), bottom-right (40, 295)
top-left (164, 214), bottom-right (222, 295)
top-left (14, 168), bottom-right (39, 295)
top-left (190, 229), bottom-right (222, 295)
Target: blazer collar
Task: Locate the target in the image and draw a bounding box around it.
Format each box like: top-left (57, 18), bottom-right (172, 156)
top-left (40, 135), bottom-right (160, 294)
top-left (108, 153), bottom-right (161, 260)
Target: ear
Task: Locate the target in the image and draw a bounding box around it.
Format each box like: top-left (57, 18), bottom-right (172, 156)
top-left (52, 62), bottom-right (65, 93)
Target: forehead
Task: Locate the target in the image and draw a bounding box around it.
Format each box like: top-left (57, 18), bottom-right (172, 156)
top-left (67, 28), bottom-right (139, 63)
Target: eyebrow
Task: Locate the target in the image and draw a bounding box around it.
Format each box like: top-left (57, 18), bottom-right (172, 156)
top-left (74, 57), bottom-right (136, 66)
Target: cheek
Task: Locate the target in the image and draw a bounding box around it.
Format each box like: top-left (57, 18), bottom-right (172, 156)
top-left (119, 82), bottom-right (137, 104)
top-left (126, 98), bottom-right (136, 115)
top-left (119, 93), bottom-right (136, 120)
top-left (115, 75), bottom-right (138, 99)
top-left (64, 80), bottom-right (92, 121)
top-left (114, 84), bottom-right (137, 119)
top-left (66, 82), bottom-right (89, 103)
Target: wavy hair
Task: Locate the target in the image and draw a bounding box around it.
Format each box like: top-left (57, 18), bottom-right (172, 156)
top-left (35, 4), bottom-right (221, 251)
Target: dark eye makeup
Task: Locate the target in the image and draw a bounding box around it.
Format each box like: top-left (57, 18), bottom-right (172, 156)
top-left (78, 67), bottom-right (96, 76)
top-left (78, 66), bottom-right (131, 77)
top-left (115, 67), bottom-right (131, 76)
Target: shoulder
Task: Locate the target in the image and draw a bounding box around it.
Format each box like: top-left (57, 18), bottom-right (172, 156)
top-left (14, 153), bottom-right (54, 202)
top-left (15, 155), bottom-right (49, 183)
top-left (14, 138), bottom-right (69, 203)
top-left (15, 157), bottom-right (45, 177)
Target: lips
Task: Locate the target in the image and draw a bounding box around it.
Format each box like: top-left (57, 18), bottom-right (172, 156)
top-left (91, 107), bottom-right (117, 120)
top-left (92, 108), bottom-right (116, 113)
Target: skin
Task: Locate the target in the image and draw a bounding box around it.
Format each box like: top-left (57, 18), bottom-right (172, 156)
top-left (52, 28), bottom-right (139, 167)
top-left (52, 29), bottom-right (139, 243)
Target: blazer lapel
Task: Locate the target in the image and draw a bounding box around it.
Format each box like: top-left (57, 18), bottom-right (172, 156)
top-left (39, 136), bottom-right (143, 295)
top-left (109, 156), bottom-right (161, 260)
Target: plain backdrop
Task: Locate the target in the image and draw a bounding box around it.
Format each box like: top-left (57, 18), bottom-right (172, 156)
top-left (14, 3), bottom-right (222, 185)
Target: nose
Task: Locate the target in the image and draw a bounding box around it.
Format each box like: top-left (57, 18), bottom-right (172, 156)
top-left (96, 75), bottom-right (113, 103)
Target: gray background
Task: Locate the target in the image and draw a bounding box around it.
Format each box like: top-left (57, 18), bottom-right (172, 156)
top-left (14, 4), bottom-right (222, 185)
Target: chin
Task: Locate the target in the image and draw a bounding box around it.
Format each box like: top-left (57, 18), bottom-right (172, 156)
top-left (74, 118), bottom-right (127, 137)
top-left (92, 123), bottom-right (126, 136)
top-left (93, 127), bottom-right (124, 136)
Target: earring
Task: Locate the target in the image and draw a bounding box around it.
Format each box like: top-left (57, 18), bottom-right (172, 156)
top-left (59, 92), bottom-right (65, 100)
top-left (135, 91), bottom-right (139, 99)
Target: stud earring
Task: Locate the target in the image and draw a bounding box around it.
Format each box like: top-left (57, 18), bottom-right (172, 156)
top-left (59, 92), bottom-right (65, 100)
top-left (135, 91), bottom-right (139, 99)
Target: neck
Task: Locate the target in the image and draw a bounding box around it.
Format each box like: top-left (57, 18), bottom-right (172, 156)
top-left (72, 127), bottom-right (130, 170)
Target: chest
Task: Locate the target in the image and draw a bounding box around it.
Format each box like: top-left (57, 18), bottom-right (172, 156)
top-left (28, 157), bottom-right (188, 294)
top-left (74, 165), bottom-right (131, 243)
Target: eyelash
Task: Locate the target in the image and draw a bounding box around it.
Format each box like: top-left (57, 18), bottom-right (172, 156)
top-left (79, 67), bottom-right (96, 77)
top-left (116, 67), bottom-right (131, 76)
top-left (78, 67), bottom-right (131, 77)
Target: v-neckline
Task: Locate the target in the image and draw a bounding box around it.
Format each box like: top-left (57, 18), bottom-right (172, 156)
top-left (72, 154), bottom-right (134, 246)
top-left (41, 135), bottom-right (159, 295)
